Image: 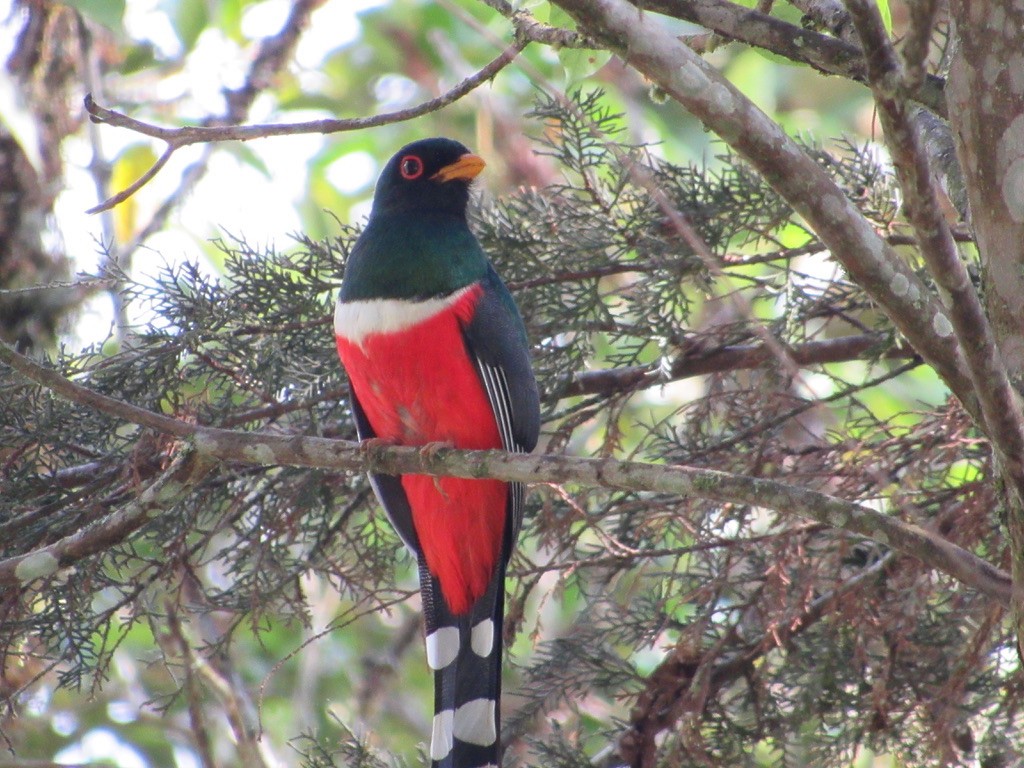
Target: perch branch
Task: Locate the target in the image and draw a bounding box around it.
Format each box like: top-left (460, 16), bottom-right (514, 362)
top-left (0, 341), bottom-right (1010, 605)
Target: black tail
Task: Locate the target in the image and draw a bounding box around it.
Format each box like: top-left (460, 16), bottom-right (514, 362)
top-left (420, 559), bottom-right (506, 768)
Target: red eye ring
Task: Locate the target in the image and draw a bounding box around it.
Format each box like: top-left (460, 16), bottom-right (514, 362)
top-left (399, 155), bottom-right (424, 180)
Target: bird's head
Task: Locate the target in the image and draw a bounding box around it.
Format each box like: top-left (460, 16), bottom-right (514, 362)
top-left (371, 137), bottom-right (485, 217)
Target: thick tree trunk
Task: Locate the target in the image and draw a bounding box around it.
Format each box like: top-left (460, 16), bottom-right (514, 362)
top-left (947, 0), bottom-right (1024, 644)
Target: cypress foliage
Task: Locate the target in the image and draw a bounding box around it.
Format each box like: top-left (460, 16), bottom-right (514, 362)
top-left (1, 90), bottom-right (1010, 766)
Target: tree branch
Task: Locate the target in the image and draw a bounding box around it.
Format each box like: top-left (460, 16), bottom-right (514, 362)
top-left (788, 0), bottom-right (857, 44)
top-left (0, 340), bottom-right (1010, 605)
top-left (548, 0), bottom-right (981, 425)
top-left (946, 0), bottom-right (1024, 656)
top-left (621, 0), bottom-right (946, 116)
top-left (84, 41), bottom-right (525, 213)
top-left (506, 4), bottom-right (596, 48)
top-left (618, 550), bottom-right (897, 765)
top-left (565, 332), bottom-right (915, 396)
top-left (845, 1), bottom-right (1024, 502)
top-left (900, 0), bottom-right (939, 92)
top-left (0, 450), bottom-right (214, 587)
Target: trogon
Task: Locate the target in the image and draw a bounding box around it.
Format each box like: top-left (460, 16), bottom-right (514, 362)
top-left (334, 137), bottom-right (540, 768)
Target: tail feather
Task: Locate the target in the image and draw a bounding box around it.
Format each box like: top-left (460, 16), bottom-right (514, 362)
top-left (420, 560), bottom-right (505, 768)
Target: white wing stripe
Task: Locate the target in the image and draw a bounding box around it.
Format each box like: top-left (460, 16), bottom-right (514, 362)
top-left (473, 355), bottom-right (527, 537)
top-left (475, 359), bottom-right (520, 454)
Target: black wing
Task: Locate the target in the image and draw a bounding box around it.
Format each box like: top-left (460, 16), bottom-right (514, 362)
top-left (349, 388), bottom-right (421, 555)
top-left (461, 265), bottom-right (540, 548)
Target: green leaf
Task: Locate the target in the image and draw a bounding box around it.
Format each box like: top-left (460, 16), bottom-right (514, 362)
top-left (547, 5), bottom-right (576, 30)
top-left (162, 0), bottom-right (210, 52)
top-left (222, 142), bottom-right (271, 180)
top-left (118, 43), bottom-right (157, 74)
top-left (875, 0), bottom-right (892, 34)
top-left (559, 48), bottom-right (612, 85)
top-left (64, 0), bottom-right (125, 33)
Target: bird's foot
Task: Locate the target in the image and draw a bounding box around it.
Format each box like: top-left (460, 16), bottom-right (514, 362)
top-left (359, 436), bottom-right (397, 451)
top-left (358, 436), bottom-right (398, 467)
top-left (420, 440), bottom-right (455, 462)
top-left (420, 441), bottom-right (456, 496)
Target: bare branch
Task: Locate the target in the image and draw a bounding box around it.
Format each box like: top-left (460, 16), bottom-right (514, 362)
top-left (845, 0), bottom-right (1024, 500)
top-left (622, 0), bottom-right (946, 116)
top-left (566, 332), bottom-right (916, 397)
top-left (85, 41), bottom-right (526, 213)
top-left (900, 0), bottom-right (939, 91)
top-left (84, 143), bottom-right (174, 215)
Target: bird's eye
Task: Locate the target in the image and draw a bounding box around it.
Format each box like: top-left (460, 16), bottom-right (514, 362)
top-left (400, 155), bottom-right (424, 180)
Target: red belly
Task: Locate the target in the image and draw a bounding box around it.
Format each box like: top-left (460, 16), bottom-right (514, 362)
top-left (335, 288), bottom-right (505, 614)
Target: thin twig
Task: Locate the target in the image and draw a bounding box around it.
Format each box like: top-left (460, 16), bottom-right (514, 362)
top-left (85, 41), bottom-right (526, 213)
top-left (86, 143), bottom-right (174, 214)
top-left (166, 606), bottom-right (218, 768)
top-left (566, 332), bottom-right (914, 397)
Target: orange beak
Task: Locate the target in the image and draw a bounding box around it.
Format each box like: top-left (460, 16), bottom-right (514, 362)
top-left (431, 153), bottom-right (486, 182)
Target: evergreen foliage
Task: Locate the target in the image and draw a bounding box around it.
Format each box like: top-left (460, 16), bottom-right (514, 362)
top-left (1, 87), bottom-right (1014, 767)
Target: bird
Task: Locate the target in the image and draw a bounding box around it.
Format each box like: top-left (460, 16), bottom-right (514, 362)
top-left (333, 137), bottom-right (540, 768)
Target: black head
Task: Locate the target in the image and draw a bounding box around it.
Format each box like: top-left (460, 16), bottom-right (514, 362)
top-left (370, 137), bottom-right (485, 217)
